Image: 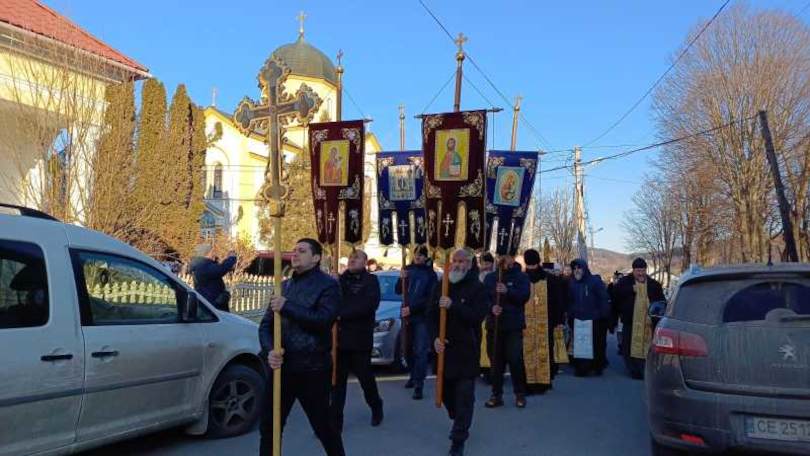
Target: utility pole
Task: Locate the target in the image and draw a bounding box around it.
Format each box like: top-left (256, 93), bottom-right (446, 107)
top-left (573, 146), bottom-right (588, 262)
top-left (758, 110), bottom-right (799, 262)
top-left (589, 226), bottom-right (603, 252)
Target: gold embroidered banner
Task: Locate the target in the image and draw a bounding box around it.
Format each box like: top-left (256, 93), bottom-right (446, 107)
top-left (422, 110), bottom-right (487, 251)
top-left (309, 120), bottom-right (365, 245)
top-left (631, 281), bottom-right (653, 359)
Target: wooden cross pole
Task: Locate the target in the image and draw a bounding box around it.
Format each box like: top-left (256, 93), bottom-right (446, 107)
top-left (330, 49), bottom-right (346, 386)
top-left (233, 55), bottom-right (322, 456)
top-left (436, 31), bottom-right (467, 409)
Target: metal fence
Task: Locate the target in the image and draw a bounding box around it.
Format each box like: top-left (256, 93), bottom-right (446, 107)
top-left (179, 273), bottom-right (274, 318)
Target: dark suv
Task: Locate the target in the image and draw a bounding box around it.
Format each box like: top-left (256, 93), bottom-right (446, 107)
top-left (646, 264), bottom-right (810, 455)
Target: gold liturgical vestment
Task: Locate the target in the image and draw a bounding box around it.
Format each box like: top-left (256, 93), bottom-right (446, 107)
top-left (630, 281), bottom-right (653, 359)
top-left (480, 323), bottom-right (490, 368)
top-left (523, 279), bottom-right (551, 385)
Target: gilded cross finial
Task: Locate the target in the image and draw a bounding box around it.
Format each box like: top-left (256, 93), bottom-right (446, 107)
top-left (454, 32), bottom-right (467, 54)
top-left (399, 104), bottom-right (405, 119)
top-left (336, 49), bottom-right (344, 67)
top-left (514, 95), bottom-right (522, 112)
top-left (297, 11), bottom-right (306, 39)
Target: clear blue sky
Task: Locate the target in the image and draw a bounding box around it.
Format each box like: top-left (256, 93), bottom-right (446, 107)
top-left (47, 0), bottom-right (804, 252)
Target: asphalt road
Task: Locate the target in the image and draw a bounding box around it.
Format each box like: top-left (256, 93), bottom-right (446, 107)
top-left (83, 337), bottom-right (651, 456)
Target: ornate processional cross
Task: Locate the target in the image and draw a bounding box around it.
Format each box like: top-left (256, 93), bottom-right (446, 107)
top-left (233, 57), bottom-right (322, 212)
top-left (327, 212), bottom-right (337, 235)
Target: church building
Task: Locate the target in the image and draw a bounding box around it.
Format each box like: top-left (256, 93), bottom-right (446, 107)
top-left (201, 24), bottom-right (383, 253)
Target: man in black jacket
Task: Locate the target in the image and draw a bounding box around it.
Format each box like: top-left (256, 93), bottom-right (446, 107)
top-left (483, 255), bottom-right (531, 408)
top-left (395, 244), bottom-right (438, 400)
top-left (329, 250), bottom-right (384, 432)
top-left (188, 244), bottom-right (236, 312)
top-left (611, 257), bottom-right (665, 379)
top-left (258, 238), bottom-right (345, 456)
top-left (428, 248), bottom-right (489, 456)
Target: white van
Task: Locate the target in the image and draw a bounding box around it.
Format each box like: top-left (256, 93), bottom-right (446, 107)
top-left (0, 205), bottom-right (266, 456)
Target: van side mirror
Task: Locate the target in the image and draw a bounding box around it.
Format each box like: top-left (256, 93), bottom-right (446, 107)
top-left (182, 291), bottom-right (199, 322)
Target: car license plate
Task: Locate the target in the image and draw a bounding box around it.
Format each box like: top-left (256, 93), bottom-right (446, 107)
top-left (746, 416), bottom-right (810, 442)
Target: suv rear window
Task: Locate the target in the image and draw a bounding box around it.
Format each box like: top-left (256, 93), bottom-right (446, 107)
top-left (723, 281), bottom-right (810, 322)
top-left (671, 275), bottom-right (810, 324)
top-left (0, 240), bottom-right (48, 328)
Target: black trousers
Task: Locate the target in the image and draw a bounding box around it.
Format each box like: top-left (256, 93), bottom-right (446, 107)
top-left (329, 349), bottom-right (382, 429)
top-left (442, 376), bottom-right (476, 443)
top-left (623, 355), bottom-right (645, 379)
top-left (259, 368), bottom-right (345, 456)
top-left (571, 319), bottom-right (608, 375)
top-left (487, 329), bottom-right (527, 397)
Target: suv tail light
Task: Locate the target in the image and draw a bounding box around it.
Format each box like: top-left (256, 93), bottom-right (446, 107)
top-left (653, 327), bottom-right (708, 357)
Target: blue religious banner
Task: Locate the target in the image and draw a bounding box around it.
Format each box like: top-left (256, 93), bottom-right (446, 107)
top-left (376, 151), bottom-right (427, 246)
top-left (485, 150), bottom-right (539, 255)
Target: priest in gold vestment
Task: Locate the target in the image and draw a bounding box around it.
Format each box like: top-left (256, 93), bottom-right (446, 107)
top-left (522, 249), bottom-right (567, 394)
top-left (611, 257), bottom-right (665, 379)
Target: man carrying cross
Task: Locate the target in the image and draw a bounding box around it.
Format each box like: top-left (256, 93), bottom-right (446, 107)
top-left (259, 239), bottom-right (345, 456)
top-left (395, 244), bottom-right (437, 400)
top-left (428, 248), bottom-right (489, 456)
top-left (483, 253), bottom-right (530, 408)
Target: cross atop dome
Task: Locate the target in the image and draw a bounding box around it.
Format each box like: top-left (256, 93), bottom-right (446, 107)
top-left (297, 11), bottom-right (306, 39)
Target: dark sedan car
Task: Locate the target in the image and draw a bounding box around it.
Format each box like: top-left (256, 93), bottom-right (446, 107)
top-left (646, 264), bottom-right (810, 455)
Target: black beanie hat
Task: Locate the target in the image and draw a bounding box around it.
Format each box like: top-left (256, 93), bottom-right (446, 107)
top-left (523, 249), bottom-right (541, 266)
top-left (415, 244), bottom-right (429, 257)
top-left (632, 257), bottom-right (648, 269)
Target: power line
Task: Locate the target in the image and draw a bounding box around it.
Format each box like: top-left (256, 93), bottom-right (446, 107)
top-left (462, 72), bottom-right (497, 108)
top-left (343, 86), bottom-right (368, 120)
top-left (417, 0), bottom-right (554, 149)
top-left (541, 114), bottom-right (756, 174)
top-left (583, 0), bottom-right (731, 147)
top-left (421, 69), bottom-right (457, 114)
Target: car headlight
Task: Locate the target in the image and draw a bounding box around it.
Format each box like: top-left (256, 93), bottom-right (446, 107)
top-left (374, 318), bottom-right (395, 333)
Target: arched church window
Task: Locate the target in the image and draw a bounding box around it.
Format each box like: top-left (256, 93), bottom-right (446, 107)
top-left (213, 163), bottom-right (223, 198)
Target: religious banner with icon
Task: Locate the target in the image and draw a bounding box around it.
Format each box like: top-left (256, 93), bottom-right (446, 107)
top-left (485, 150), bottom-right (539, 255)
top-left (309, 120), bottom-right (365, 245)
top-left (422, 110), bottom-right (487, 251)
top-left (376, 151), bottom-right (427, 246)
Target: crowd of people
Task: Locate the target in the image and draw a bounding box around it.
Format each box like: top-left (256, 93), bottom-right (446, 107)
top-left (207, 237), bottom-right (666, 456)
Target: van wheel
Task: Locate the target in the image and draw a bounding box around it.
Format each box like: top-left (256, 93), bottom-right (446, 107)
top-left (207, 365), bottom-right (265, 438)
top-left (650, 436), bottom-right (685, 456)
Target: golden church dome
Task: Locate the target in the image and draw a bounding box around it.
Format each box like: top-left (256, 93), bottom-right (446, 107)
top-left (271, 36), bottom-right (337, 85)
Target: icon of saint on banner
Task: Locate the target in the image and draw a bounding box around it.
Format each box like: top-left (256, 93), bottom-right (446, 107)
top-left (320, 140), bottom-right (349, 187)
top-left (389, 164), bottom-right (416, 201)
top-left (493, 166), bottom-right (524, 207)
top-left (434, 128), bottom-right (470, 181)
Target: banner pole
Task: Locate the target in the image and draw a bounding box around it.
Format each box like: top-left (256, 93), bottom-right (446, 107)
top-left (436, 32), bottom-right (467, 409)
top-left (331, 51), bottom-right (344, 387)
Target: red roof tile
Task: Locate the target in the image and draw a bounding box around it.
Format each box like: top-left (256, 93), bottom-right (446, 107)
top-left (0, 0), bottom-right (148, 74)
